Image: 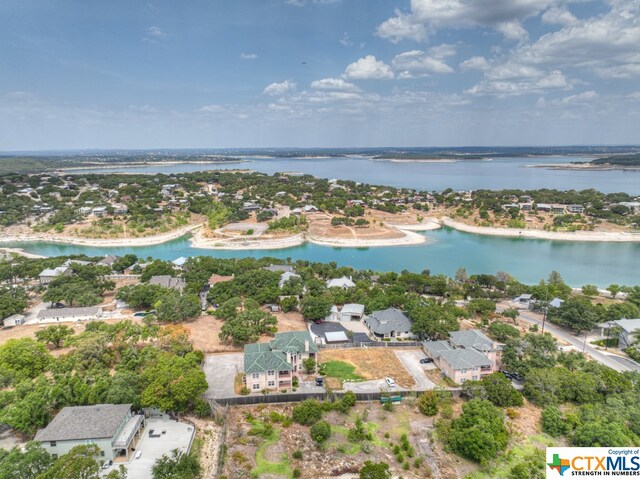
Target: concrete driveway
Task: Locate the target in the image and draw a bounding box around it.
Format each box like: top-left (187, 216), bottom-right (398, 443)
top-left (202, 353), bottom-right (243, 399)
top-left (394, 350), bottom-right (436, 391)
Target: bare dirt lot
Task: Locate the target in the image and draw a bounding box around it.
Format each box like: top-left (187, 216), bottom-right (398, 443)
top-left (185, 311), bottom-right (308, 353)
top-left (308, 212), bottom-right (406, 240)
top-left (320, 348), bottom-right (416, 389)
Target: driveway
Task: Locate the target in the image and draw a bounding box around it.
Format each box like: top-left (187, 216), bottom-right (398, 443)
top-left (394, 350), bottom-right (436, 391)
top-left (202, 353), bottom-right (244, 399)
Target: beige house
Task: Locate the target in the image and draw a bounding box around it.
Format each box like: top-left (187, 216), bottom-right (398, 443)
top-left (423, 330), bottom-right (502, 384)
top-left (244, 331), bottom-right (318, 393)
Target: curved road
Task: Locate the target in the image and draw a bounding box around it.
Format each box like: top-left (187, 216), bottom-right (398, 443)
top-left (499, 302), bottom-right (640, 373)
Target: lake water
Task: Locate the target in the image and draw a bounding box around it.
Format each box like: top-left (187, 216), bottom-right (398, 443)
top-left (9, 228), bottom-right (639, 287)
top-left (72, 156), bottom-right (640, 194)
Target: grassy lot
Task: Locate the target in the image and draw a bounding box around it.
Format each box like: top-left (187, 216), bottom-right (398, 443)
top-left (321, 360), bottom-right (365, 381)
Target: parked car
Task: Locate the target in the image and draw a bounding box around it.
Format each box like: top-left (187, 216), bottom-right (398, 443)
top-left (499, 370), bottom-right (513, 379)
top-left (385, 377), bottom-right (397, 388)
top-left (315, 376), bottom-right (324, 386)
top-left (134, 450), bottom-right (142, 459)
top-left (419, 357), bottom-right (433, 364)
top-left (101, 460), bottom-right (113, 470)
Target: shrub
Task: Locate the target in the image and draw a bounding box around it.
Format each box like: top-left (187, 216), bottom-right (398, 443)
top-left (292, 450), bottom-right (303, 460)
top-left (418, 391), bottom-right (439, 416)
top-left (310, 420), bottom-right (332, 443)
top-left (293, 467), bottom-right (302, 478)
top-left (292, 399), bottom-right (323, 426)
top-left (239, 386), bottom-right (250, 396)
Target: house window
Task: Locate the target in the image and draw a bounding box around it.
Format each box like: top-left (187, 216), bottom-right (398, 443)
top-left (461, 378), bottom-right (467, 383)
top-left (100, 451), bottom-right (105, 457)
top-left (252, 384), bottom-right (260, 390)
top-left (460, 369), bottom-right (467, 374)
top-left (252, 373), bottom-right (259, 379)
top-left (50, 441), bottom-right (56, 447)
top-left (267, 370), bottom-right (275, 376)
top-left (268, 381), bottom-right (275, 387)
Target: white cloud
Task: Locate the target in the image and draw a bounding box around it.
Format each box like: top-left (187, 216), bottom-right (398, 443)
top-left (144, 26), bottom-right (167, 42)
top-left (339, 32), bottom-right (353, 47)
top-left (311, 78), bottom-right (359, 91)
top-left (285, 0), bottom-right (340, 5)
top-left (343, 55), bottom-right (394, 80)
top-left (459, 56), bottom-right (490, 71)
top-left (496, 21), bottom-right (529, 42)
top-left (263, 80), bottom-right (297, 96)
top-left (512, 1), bottom-right (640, 78)
top-left (392, 48), bottom-right (455, 78)
top-left (467, 70), bottom-right (570, 96)
top-left (553, 90), bottom-right (598, 104)
top-left (199, 104), bottom-right (226, 114)
top-left (541, 6), bottom-right (578, 25)
top-left (240, 53), bottom-right (258, 60)
top-left (377, 0), bottom-right (555, 42)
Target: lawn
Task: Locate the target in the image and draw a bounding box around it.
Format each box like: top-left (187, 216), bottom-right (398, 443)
top-left (251, 428), bottom-right (294, 478)
top-left (321, 360), bottom-right (365, 381)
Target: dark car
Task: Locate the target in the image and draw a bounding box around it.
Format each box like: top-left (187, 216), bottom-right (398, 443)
top-left (315, 377), bottom-right (324, 386)
top-left (499, 370), bottom-right (513, 379)
top-left (510, 372), bottom-right (523, 381)
top-left (419, 357), bottom-right (433, 364)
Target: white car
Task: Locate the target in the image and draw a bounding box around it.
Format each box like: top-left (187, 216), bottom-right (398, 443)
top-left (385, 377), bottom-right (396, 388)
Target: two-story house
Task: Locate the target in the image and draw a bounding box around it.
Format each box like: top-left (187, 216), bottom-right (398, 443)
top-left (243, 331), bottom-right (318, 393)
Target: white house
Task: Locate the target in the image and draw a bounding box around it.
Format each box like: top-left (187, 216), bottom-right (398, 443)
top-left (36, 307), bottom-right (102, 324)
top-left (39, 266), bottom-right (71, 285)
top-left (279, 271), bottom-right (300, 288)
top-left (326, 304), bottom-right (365, 322)
top-left (326, 276), bottom-right (356, 290)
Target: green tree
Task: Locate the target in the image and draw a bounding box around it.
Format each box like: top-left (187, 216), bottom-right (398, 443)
top-left (0, 338), bottom-right (50, 382)
top-left (572, 420), bottom-right (634, 447)
top-left (300, 296), bottom-right (332, 321)
top-left (0, 287), bottom-right (28, 322)
top-left (38, 444), bottom-right (101, 479)
top-left (0, 442), bottom-right (52, 479)
top-left (310, 420), bottom-right (331, 443)
top-left (547, 297), bottom-right (600, 333)
top-left (152, 449), bottom-right (200, 479)
top-left (141, 260), bottom-right (176, 283)
top-left (581, 284), bottom-right (599, 297)
top-left (302, 357), bottom-right (316, 374)
top-left (482, 372), bottom-right (524, 407)
top-left (541, 406), bottom-right (569, 437)
top-left (155, 292), bottom-right (201, 323)
top-left (448, 399), bottom-right (508, 463)
top-left (359, 461), bottom-right (391, 479)
top-left (487, 322), bottom-right (520, 342)
top-left (140, 354), bottom-right (208, 412)
top-left (417, 391), bottom-right (439, 416)
top-left (292, 399), bottom-right (323, 426)
top-left (466, 298), bottom-right (496, 318)
top-left (35, 325), bottom-right (75, 348)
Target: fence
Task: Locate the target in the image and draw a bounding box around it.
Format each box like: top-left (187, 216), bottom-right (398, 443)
top-left (210, 387), bottom-right (461, 407)
top-left (318, 341), bottom-right (423, 349)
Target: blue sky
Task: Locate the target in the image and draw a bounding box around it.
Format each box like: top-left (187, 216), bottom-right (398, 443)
top-left (1, 0), bottom-right (639, 150)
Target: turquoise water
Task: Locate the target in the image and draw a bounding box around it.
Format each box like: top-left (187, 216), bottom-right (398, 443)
top-left (8, 228), bottom-right (639, 287)
top-left (73, 156), bottom-right (640, 194)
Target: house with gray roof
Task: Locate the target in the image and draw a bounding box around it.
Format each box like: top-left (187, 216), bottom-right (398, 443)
top-left (363, 308), bottom-right (414, 340)
top-left (35, 404), bottom-right (144, 461)
top-left (612, 318), bottom-right (640, 349)
top-left (423, 329), bottom-right (502, 384)
top-left (263, 264), bottom-right (295, 273)
top-left (326, 275), bottom-right (356, 290)
top-left (326, 303), bottom-right (365, 322)
top-left (149, 275), bottom-right (186, 292)
top-left (244, 331), bottom-right (318, 393)
top-left (39, 266), bottom-right (71, 285)
top-left (36, 307), bottom-right (102, 324)
top-left (278, 271), bottom-right (300, 288)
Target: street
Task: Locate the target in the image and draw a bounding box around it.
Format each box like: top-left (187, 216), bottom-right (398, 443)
top-left (499, 302), bottom-right (640, 373)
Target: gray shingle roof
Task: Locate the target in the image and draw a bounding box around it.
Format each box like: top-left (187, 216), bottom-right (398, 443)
top-left (37, 307), bottom-right (101, 320)
top-left (149, 275), bottom-right (186, 292)
top-left (438, 348), bottom-right (492, 370)
top-left (35, 404), bottom-right (131, 442)
top-left (263, 264), bottom-right (294, 273)
top-left (422, 340), bottom-right (453, 359)
top-left (364, 308), bottom-right (412, 335)
top-left (449, 330), bottom-right (498, 352)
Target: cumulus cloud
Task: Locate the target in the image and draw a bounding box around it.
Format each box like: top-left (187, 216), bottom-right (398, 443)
top-left (552, 90), bottom-right (598, 104)
top-left (459, 56), bottom-right (490, 71)
top-left (541, 6), bottom-right (578, 25)
top-left (467, 70), bottom-right (570, 96)
top-left (263, 80), bottom-right (297, 96)
top-left (377, 0), bottom-right (558, 42)
top-left (143, 26), bottom-right (167, 43)
top-left (240, 53), bottom-right (258, 60)
top-left (310, 78), bottom-right (359, 91)
top-left (392, 46), bottom-right (456, 78)
top-left (512, 1), bottom-right (640, 78)
top-left (343, 55), bottom-right (394, 80)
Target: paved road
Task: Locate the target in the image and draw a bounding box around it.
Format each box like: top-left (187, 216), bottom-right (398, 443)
top-left (499, 302), bottom-right (640, 372)
top-left (394, 350), bottom-right (437, 390)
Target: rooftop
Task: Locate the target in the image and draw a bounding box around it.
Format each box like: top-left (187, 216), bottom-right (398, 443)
top-left (149, 275), bottom-right (186, 292)
top-left (35, 404), bottom-right (132, 442)
top-left (449, 329), bottom-right (498, 352)
top-left (438, 348), bottom-right (493, 370)
top-left (37, 307), bottom-right (101, 319)
top-left (612, 318), bottom-right (640, 333)
top-left (364, 308), bottom-right (412, 335)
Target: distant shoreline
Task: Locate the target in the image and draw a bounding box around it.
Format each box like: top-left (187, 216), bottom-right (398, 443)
top-left (441, 217), bottom-right (640, 242)
top-left (528, 163), bottom-right (640, 172)
top-left (57, 159), bottom-right (250, 172)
